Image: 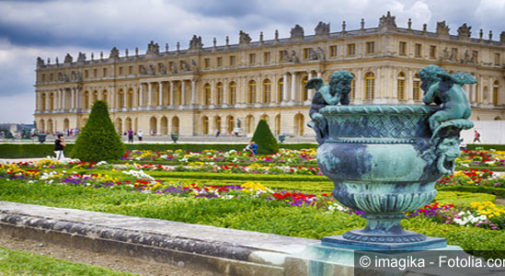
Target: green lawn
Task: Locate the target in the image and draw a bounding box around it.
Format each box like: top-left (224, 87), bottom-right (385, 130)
top-left (0, 179), bottom-right (503, 259)
top-left (0, 247), bottom-right (134, 276)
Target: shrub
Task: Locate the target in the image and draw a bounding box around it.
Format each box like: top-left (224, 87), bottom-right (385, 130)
top-left (251, 119), bottom-right (279, 155)
top-left (70, 101), bottom-right (125, 162)
top-left (467, 144), bottom-right (505, 151)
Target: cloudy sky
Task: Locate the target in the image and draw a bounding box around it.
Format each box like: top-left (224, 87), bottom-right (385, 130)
top-left (1, 0), bottom-right (504, 124)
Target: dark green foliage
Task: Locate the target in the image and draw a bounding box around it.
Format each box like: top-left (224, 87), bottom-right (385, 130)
top-left (251, 119), bottom-right (279, 154)
top-left (70, 101), bottom-right (125, 162)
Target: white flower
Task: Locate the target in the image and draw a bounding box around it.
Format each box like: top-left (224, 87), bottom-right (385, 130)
top-left (122, 170), bottom-right (155, 181)
top-left (96, 161), bottom-right (108, 166)
top-left (179, 157), bottom-right (188, 162)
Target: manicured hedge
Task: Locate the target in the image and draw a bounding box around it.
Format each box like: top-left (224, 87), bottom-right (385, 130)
top-left (0, 144), bottom-right (75, 158)
top-left (466, 144), bottom-right (505, 151)
top-left (149, 171), bottom-right (329, 182)
top-left (438, 185), bottom-right (505, 198)
top-left (0, 143), bottom-right (318, 158)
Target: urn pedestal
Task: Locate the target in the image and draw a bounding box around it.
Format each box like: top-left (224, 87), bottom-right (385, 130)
top-left (314, 105), bottom-right (472, 251)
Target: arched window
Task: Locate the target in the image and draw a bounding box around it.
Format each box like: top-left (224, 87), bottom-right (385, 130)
top-left (413, 73), bottom-right (421, 101)
top-left (214, 116), bottom-right (221, 133)
top-left (397, 72), bottom-right (405, 100)
top-left (274, 114), bottom-right (281, 135)
top-left (202, 116), bottom-right (209, 135)
top-left (172, 116), bottom-right (180, 134)
top-left (102, 90), bottom-right (108, 103)
top-left (350, 73), bottom-right (356, 100)
top-left (160, 116), bottom-right (168, 135)
top-left (364, 72), bottom-right (375, 100)
top-left (204, 83), bottom-right (211, 105)
top-left (216, 82), bottom-right (223, 105)
top-left (263, 79), bottom-right (271, 103)
top-left (227, 115), bottom-right (234, 134)
top-left (493, 80), bottom-right (500, 105)
top-left (41, 93), bottom-right (47, 110)
top-left (93, 91), bottom-right (98, 103)
top-left (294, 113), bottom-right (304, 136)
top-left (125, 117), bottom-right (132, 132)
top-left (277, 78), bottom-right (284, 103)
top-left (127, 89), bottom-right (133, 108)
top-left (49, 93), bottom-right (54, 110)
top-left (83, 91), bottom-right (89, 109)
top-left (39, 119), bottom-right (45, 132)
top-left (246, 115), bottom-right (255, 134)
top-left (248, 80), bottom-right (256, 104)
top-left (302, 76), bottom-right (309, 101)
top-left (149, 117), bottom-right (157, 135)
top-left (229, 81), bottom-right (236, 105)
top-left (118, 89), bottom-right (125, 108)
top-left (63, 118), bottom-right (69, 131)
top-left (115, 118), bottom-right (123, 134)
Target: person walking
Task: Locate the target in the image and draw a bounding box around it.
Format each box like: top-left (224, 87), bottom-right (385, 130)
top-left (137, 130), bottom-right (143, 142)
top-left (473, 130), bottom-right (481, 143)
top-left (127, 128), bottom-right (134, 143)
top-left (54, 134), bottom-right (66, 160)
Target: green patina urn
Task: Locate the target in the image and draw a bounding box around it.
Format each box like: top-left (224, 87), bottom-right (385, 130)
top-left (308, 67), bottom-right (475, 251)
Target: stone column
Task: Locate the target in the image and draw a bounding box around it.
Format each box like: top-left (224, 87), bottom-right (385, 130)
top-left (62, 89), bottom-right (66, 111)
top-left (308, 72), bottom-right (314, 101)
top-left (122, 88), bottom-right (127, 108)
top-left (75, 88), bottom-right (80, 109)
top-left (158, 82), bottom-right (163, 106)
top-left (170, 81), bottom-right (174, 106)
top-left (282, 73), bottom-right (288, 102)
top-left (181, 80), bottom-right (186, 105)
top-left (46, 92), bottom-right (50, 111)
top-left (139, 84), bottom-right (144, 106)
top-left (210, 80), bottom-right (215, 105)
top-left (224, 81), bottom-right (229, 105)
top-left (71, 88), bottom-right (75, 109)
top-left (191, 80), bottom-right (196, 105)
top-left (291, 72), bottom-right (296, 102)
top-left (55, 90), bottom-right (60, 111)
top-left (148, 82), bottom-right (152, 106)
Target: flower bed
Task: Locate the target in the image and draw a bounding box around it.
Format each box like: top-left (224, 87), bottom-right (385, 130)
top-left (408, 201), bottom-right (505, 230)
top-left (1, 158), bottom-right (503, 232)
top-left (437, 168), bottom-right (505, 188)
top-left (120, 149), bottom-right (317, 165)
top-left (457, 150), bottom-right (505, 168)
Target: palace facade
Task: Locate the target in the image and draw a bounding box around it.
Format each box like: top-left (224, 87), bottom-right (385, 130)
top-left (34, 12), bottom-right (505, 137)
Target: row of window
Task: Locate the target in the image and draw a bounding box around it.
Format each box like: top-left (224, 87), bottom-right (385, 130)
top-left (39, 47), bottom-right (503, 82)
top-left (37, 73), bottom-right (502, 111)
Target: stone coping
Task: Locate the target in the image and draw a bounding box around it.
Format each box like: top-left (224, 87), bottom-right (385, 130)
top-left (0, 201), bottom-right (317, 268)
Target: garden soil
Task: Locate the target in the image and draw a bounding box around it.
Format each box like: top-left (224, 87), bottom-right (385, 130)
top-left (0, 235), bottom-right (216, 276)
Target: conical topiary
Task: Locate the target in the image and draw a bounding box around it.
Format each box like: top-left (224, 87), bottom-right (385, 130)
top-left (70, 100), bottom-right (125, 162)
top-left (251, 119), bottom-right (279, 155)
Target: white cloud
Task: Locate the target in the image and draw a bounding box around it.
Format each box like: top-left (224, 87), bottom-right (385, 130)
top-left (0, 0), bottom-right (504, 123)
top-left (0, 93), bottom-right (34, 124)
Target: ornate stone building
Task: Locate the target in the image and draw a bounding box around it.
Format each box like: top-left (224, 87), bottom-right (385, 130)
top-left (34, 12), bottom-right (505, 137)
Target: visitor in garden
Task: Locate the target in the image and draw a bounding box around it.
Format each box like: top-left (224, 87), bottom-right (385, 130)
top-left (244, 141), bottom-right (258, 156)
top-left (137, 130), bottom-right (143, 141)
top-left (54, 134), bottom-right (65, 160)
top-left (216, 129), bottom-right (220, 137)
top-left (127, 128), bottom-right (134, 143)
top-left (473, 130), bottom-right (481, 143)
